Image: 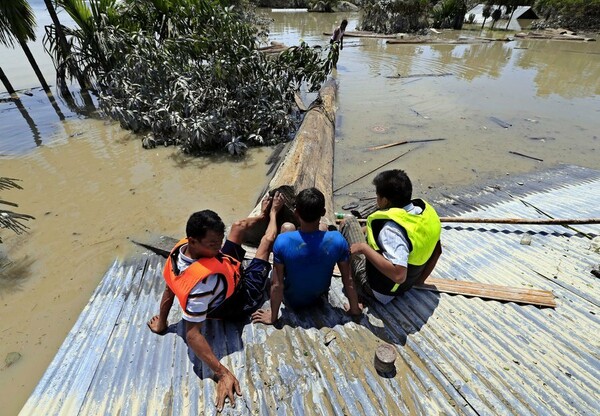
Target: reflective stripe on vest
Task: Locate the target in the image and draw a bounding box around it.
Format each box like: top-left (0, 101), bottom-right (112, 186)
top-left (366, 200), bottom-right (441, 293)
top-left (163, 238), bottom-right (241, 310)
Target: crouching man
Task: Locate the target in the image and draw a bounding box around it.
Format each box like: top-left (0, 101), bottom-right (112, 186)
top-left (148, 193), bottom-right (283, 411)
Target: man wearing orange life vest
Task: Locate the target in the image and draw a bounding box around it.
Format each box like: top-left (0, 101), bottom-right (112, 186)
top-left (148, 192), bottom-right (284, 412)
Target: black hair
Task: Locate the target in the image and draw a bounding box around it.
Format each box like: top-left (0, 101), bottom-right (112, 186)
top-left (373, 169), bottom-right (412, 207)
top-left (341, 19), bottom-right (348, 27)
top-left (295, 187), bottom-right (325, 223)
top-left (186, 210), bottom-right (225, 240)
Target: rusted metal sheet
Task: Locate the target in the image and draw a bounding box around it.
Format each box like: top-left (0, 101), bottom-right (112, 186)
top-left (21, 166), bottom-right (600, 415)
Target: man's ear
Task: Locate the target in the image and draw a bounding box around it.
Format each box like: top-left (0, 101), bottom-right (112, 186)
top-left (380, 197), bottom-right (391, 209)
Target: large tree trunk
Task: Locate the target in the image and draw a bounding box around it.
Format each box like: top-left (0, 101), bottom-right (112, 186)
top-left (0, 66), bottom-right (17, 96)
top-left (19, 40), bottom-right (66, 120)
top-left (19, 39), bottom-right (51, 94)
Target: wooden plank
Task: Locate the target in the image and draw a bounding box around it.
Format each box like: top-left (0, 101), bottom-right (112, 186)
top-left (414, 277), bottom-right (556, 308)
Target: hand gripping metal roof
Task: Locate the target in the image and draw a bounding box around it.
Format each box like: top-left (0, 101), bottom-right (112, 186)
top-left (21, 166), bottom-right (600, 415)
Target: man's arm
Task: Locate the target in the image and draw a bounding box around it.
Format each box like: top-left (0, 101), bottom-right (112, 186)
top-left (338, 259), bottom-right (361, 315)
top-left (414, 241), bottom-right (442, 285)
top-left (350, 242), bottom-right (407, 284)
top-left (147, 285), bottom-right (175, 334)
top-left (185, 321), bottom-right (241, 412)
top-left (252, 262), bottom-right (284, 325)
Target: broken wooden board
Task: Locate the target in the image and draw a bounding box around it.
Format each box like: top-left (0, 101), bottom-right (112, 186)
top-left (323, 30), bottom-right (398, 39)
top-left (514, 31), bottom-right (596, 42)
top-left (414, 277), bottom-right (556, 308)
top-left (386, 38), bottom-right (491, 45)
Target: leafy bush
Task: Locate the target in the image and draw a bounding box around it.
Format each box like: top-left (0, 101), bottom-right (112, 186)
top-left (46, 0), bottom-right (335, 155)
top-left (359, 0), bottom-right (430, 34)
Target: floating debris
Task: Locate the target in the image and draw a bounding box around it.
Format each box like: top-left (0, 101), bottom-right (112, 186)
top-left (509, 151), bottom-right (543, 162)
top-left (4, 352), bottom-right (22, 368)
top-left (490, 116), bottom-right (511, 128)
top-left (372, 125), bottom-right (387, 133)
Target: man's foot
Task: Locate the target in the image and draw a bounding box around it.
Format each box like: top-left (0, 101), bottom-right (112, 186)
top-left (147, 315), bottom-right (168, 335)
top-left (260, 195), bottom-right (273, 219)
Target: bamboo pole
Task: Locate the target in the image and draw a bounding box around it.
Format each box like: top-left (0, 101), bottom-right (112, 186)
top-left (367, 138), bottom-right (445, 151)
top-left (336, 217), bottom-right (600, 225)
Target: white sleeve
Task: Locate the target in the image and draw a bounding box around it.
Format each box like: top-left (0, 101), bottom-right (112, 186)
top-left (377, 221), bottom-right (410, 267)
top-left (182, 274), bottom-right (225, 323)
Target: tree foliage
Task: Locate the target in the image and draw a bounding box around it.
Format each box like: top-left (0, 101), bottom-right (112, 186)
top-left (45, 0), bottom-right (335, 155)
top-left (0, 0), bottom-right (36, 48)
top-left (359, 0), bottom-right (430, 34)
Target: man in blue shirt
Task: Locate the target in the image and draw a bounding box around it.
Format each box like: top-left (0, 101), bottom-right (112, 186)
top-left (252, 188), bottom-right (361, 324)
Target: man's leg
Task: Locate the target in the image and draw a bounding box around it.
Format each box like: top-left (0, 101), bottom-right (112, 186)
top-left (227, 194), bottom-right (273, 246)
top-left (340, 216), bottom-right (373, 297)
top-left (239, 193), bottom-right (284, 313)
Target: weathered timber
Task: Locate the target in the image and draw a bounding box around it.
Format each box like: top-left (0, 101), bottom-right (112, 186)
top-left (386, 38), bottom-right (492, 45)
top-left (514, 31), bottom-right (596, 42)
top-left (243, 80), bottom-right (338, 245)
top-left (323, 31), bottom-right (398, 39)
top-left (414, 277), bottom-right (556, 308)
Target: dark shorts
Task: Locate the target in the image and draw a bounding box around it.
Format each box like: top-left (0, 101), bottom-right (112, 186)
top-left (208, 240), bottom-right (271, 320)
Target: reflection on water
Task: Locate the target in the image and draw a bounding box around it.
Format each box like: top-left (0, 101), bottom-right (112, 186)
top-left (0, 8), bottom-right (599, 415)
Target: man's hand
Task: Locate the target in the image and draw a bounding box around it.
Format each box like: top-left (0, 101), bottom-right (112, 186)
top-left (251, 308), bottom-right (276, 325)
top-left (215, 369), bottom-right (241, 412)
top-left (350, 242), bottom-right (369, 255)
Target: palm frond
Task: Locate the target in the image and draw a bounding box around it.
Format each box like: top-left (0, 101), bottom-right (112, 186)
top-left (0, 0), bottom-right (36, 48)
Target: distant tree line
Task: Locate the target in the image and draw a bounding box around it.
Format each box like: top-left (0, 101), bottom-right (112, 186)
top-left (355, 0), bottom-right (599, 33)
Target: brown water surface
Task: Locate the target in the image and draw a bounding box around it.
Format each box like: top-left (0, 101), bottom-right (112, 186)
top-left (0, 119), bottom-right (269, 414)
top-left (1, 9), bottom-right (599, 415)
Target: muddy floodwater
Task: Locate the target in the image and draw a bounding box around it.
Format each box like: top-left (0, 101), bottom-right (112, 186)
top-left (1, 7), bottom-right (599, 414)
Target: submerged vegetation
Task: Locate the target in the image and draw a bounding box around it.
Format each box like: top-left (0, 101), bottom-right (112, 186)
top-left (45, 0), bottom-right (336, 155)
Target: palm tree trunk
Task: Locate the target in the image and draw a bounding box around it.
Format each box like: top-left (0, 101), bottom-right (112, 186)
top-left (18, 39), bottom-right (51, 94)
top-left (18, 40), bottom-right (66, 120)
top-left (42, 0), bottom-right (95, 112)
top-left (0, 66), bottom-right (17, 97)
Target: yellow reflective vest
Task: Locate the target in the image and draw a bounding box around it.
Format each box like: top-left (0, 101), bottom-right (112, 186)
top-left (366, 199), bottom-right (441, 266)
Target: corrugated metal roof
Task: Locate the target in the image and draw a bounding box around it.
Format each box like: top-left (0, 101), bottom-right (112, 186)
top-left (21, 166), bottom-right (600, 415)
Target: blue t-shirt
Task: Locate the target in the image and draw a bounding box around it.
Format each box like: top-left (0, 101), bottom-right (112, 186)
top-left (273, 230), bottom-right (349, 308)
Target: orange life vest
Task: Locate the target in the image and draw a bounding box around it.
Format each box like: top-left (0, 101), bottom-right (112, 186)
top-left (163, 238), bottom-right (241, 310)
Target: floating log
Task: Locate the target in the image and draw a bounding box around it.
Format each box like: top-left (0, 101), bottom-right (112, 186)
top-left (414, 277), bottom-right (556, 308)
top-left (514, 31), bottom-right (596, 42)
top-left (386, 73), bottom-right (453, 79)
top-left (323, 31), bottom-right (398, 39)
top-left (367, 138), bottom-right (445, 151)
top-left (386, 38), bottom-right (492, 45)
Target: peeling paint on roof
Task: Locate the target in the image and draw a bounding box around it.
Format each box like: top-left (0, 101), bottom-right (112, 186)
top-left (21, 166), bottom-right (600, 415)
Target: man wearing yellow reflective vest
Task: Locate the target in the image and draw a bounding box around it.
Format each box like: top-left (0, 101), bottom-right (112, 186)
top-left (340, 169), bottom-right (442, 304)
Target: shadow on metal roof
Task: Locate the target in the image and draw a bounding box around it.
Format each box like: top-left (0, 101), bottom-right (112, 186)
top-left (21, 165), bottom-right (600, 415)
